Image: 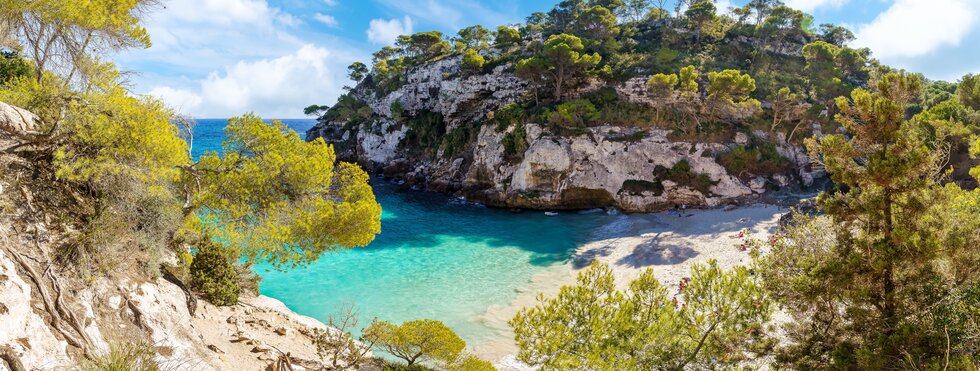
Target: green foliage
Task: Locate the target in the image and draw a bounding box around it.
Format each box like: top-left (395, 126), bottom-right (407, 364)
top-left (0, 0), bottom-right (152, 81)
top-left (323, 94), bottom-right (374, 129)
top-left (765, 71), bottom-right (980, 368)
top-left (516, 33), bottom-right (601, 101)
top-left (489, 102), bottom-right (527, 131)
top-left (397, 31), bottom-right (450, 62)
top-left (717, 143), bottom-right (792, 178)
top-left (958, 73), bottom-right (980, 111)
top-left (189, 244), bottom-right (241, 306)
top-left (573, 5), bottom-right (620, 50)
top-left (543, 99), bottom-right (599, 129)
top-left (706, 69), bottom-right (760, 122)
top-left (347, 61), bottom-right (369, 82)
top-left (510, 260), bottom-right (771, 370)
top-left (189, 114), bottom-right (382, 269)
top-left (461, 49), bottom-right (485, 73)
top-left (494, 26), bottom-right (521, 48)
top-left (707, 69), bottom-right (756, 102)
top-left (303, 104), bottom-right (329, 117)
top-left (654, 159), bottom-right (717, 194)
top-left (362, 319), bottom-right (466, 367)
top-left (390, 100), bottom-right (405, 121)
top-left (647, 73), bottom-right (678, 102)
top-left (403, 110), bottom-right (447, 154)
top-left (455, 25), bottom-right (491, 50)
top-left (802, 41), bottom-right (867, 110)
top-left (502, 124), bottom-right (528, 160)
top-left (440, 125), bottom-right (474, 157)
top-left (79, 339), bottom-right (160, 371)
top-left (0, 51), bottom-right (30, 84)
top-left (678, 65), bottom-right (699, 97)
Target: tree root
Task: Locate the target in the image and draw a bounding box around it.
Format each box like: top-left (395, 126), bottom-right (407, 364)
top-left (0, 345), bottom-right (27, 371)
top-left (3, 246), bottom-right (91, 357)
top-left (161, 265), bottom-right (197, 316)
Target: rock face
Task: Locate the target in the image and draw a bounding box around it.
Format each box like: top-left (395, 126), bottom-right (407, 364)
top-left (0, 102), bottom-right (347, 371)
top-left (308, 52), bottom-right (825, 212)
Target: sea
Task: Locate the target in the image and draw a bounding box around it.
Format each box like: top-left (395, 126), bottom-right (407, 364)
top-left (190, 118), bottom-right (617, 358)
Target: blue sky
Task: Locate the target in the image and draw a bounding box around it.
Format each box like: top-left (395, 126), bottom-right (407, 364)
top-left (113, 0), bottom-right (980, 118)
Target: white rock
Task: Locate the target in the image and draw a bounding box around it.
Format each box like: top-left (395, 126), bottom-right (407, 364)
top-left (735, 132), bottom-right (749, 145)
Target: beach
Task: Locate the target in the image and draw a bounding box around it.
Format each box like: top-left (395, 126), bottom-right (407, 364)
top-left (475, 203), bottom-right (788, 368)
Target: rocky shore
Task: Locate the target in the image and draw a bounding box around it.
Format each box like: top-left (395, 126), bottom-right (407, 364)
top-left (308, 54), bottom-right (825, 213)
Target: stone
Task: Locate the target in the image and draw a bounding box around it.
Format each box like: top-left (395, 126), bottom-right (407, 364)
top-left (734, 132), bottom-right (749, 145)
top-left (749, 177), bottom-right (767, 193)
top-left (773, 174), bottom-right (792, 188)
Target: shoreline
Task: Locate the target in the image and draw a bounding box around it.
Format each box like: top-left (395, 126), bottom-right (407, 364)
top-left (473, 203), bottom-right (789, 369)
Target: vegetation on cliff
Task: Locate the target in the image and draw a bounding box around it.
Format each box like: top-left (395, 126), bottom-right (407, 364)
top-left (0, 1), bottom-right (387, 367)
top-left (511, 70), bottom-right (980, 369)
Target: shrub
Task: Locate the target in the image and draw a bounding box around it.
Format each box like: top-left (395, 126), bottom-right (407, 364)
top-left (441, 125), bottom-right (473, 157)
top-left (190, 245), bottom-right (240, 306)
top-left (362, 319), bottom-right (466, 367)
top-left (79, 339), bottom-right (159, 371)
top-left (489, 102), bottom-right (527, 131)
top-left (502, 124), bottom-right (528, 160)
top-left (390, 100), bottom-right (405, 121)
top-left (717, 143), bottom-right (792, 178)
top-left (461, 49), bottom-right (485, 73)
top-left (403, 110), bottom-right (446, 154)
top-left (543, 99), bottom-right (599, 129)
top-left (654, 159), bottom-right (717, 195)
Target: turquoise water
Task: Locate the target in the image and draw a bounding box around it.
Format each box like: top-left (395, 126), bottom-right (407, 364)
top-left (191, 119), bottom-right (614, 350)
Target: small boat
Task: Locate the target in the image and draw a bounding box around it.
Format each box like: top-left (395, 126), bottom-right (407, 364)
top-left (544, 211), bottom-right (559, 216)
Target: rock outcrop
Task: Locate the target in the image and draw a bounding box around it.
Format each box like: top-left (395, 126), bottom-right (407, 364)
top-left (308, 52), bottom-right (825, 212)
top-left (0, 102), bottom-right (345, 371)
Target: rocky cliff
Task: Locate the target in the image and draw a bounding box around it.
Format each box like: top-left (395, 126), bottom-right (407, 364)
top-left (0, 102), bottom-right (342, 371)
top-left (307, 54), bottom-right (825, 212)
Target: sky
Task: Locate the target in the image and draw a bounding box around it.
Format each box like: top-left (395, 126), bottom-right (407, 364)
top-left (112, 0), bottom-right (980, 118)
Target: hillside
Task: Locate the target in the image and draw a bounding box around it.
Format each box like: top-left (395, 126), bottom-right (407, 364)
top-left (307, 0), bottom-right (883, 211)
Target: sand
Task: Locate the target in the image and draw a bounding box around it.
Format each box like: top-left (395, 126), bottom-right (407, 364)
top-left (474, 203), bottom-right (788, 369)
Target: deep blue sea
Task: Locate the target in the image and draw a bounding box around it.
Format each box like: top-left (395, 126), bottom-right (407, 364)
top-left (190, 118), bottom-right (615, 357)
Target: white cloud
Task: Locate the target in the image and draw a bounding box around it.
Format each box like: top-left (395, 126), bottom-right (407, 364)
top-left (140, 41), bottom-right (363, 118)
top-left (366, 16), bottom-right (413, 45)
top-left (148, 86), bottom-right (203, 113)
top-left (853, 0), bottom-right (977, 59)
top-left (323, 0), bottom-right (338, 5)
top-left (118, 0), bottom-right (367, 118)
top-left (313, 13), bottom-right (339, 28)
top-left (148, 45), bottom-right (352, 118)
top-left (784, 0), bottom-right (849, 13)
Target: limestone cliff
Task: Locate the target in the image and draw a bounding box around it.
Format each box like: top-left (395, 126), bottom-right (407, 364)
top-left (0, 102), bottom-right (341, 371)
top-left (307, 54), bottom-right (825, 212)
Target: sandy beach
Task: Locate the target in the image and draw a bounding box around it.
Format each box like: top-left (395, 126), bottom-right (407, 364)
top-left (475, 203), bottom-right (788, 369)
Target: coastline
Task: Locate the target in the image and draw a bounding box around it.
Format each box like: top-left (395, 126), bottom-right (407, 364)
top-left (474, 203), bottom-right (788, 369)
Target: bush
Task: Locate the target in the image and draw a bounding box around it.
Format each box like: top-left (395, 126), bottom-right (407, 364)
top-left (543, 99), bottom-right (599, 129)
top-left (654, 159), bottom-right (717, 195)
top-left (502, 124), bottom-right (528, 160)
top-left (489, 102), bottom-right (527, 131)
top-left (404, 110), bottom-right (446, 154)
top-left (461, 49), bottom-right (485, 73)
top-left (190, 245), bottom-right (240, 306)
top-left (362, 319), bottom-right (466, 367)
top-left (717, 143), bottom-right (792, 178)
top-left (80, 339), bottom-right (159, 371)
